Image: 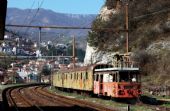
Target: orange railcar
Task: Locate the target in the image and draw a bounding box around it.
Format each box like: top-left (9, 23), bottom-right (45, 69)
top-left (93, 54), bottom-right (141, 98)
top-left (93, 68), bottom-right (141, 98)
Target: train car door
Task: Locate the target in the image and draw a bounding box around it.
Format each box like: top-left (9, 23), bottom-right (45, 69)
top-left (99, 74), bottom-right (103, 94)
top-left (61, 73), bottom-right (64, 87)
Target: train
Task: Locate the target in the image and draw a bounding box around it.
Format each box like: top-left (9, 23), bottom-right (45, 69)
top-left (52, 53), bottom-right (141, 98)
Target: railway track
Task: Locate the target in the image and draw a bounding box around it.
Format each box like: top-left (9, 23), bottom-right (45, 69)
top-left (3, 84), bottom-right (117, 111)
top-left (5, 85), bottom-right (45, 111)
top-left (35, 86), bottom-right (116, 111)
top-left (3, 84), bottom-right (170, 111)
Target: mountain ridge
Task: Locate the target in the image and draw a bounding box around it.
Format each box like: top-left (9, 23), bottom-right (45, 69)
top-left (6, 8), bottom-right (96, 37)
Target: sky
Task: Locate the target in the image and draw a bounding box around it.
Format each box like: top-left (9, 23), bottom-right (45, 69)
top-left (7, 0), bottom-right (105, 14)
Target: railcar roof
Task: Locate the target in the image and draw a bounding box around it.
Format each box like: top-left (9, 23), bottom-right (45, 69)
top-left (57, 64), bottom-right (113, 73)
top-left (94, 67), bottom-right (139, 72)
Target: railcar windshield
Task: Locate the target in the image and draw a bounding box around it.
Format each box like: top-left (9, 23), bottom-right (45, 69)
top-left (118, 71), bottom-right (140, 82)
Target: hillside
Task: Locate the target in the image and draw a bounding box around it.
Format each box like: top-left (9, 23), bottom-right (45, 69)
top-left (87, 0), bottom-right (170, 85)
top-left (6, 8), bottom-right (96, 45)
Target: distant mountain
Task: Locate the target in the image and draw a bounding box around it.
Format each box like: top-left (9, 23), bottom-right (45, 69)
top-left (6, 8), bottom-right (96, 38)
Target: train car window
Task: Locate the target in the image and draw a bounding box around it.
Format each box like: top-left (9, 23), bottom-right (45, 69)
top-left (119, 72), bottom-right (128, 82)
top-left (109, 74), bottom-right (113, 82)
top-left (96, 74), bottom-right (99, 81)
top-left (77, 73), bottom-right (78, 80)
top-left (113, 74), bottom-right (115, 82)
top-left (118, 72), bottom-right (139, 82)
top-left (100, 74), bottom-right (103, 83)
top-left (75, 73), bottom-right (76, 80)
top-left (81, 73), bottom-right (82, 80)
top-left (74, 73), bottom-right (75, 80)
top-left (65, 74), bottom-right (67, 80)
top-left (116, 72), bottom-right (119, 82)
top-left (85, 72), bottom-right (88, 80)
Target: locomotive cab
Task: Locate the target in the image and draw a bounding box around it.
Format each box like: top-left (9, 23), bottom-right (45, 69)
top-left (116, 71), bottom-right (141, 98)
top-left (93, 53), bottom-right (141, 98)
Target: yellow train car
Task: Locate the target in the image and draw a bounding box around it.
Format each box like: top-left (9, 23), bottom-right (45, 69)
top-left (52, 64), bottom-right (113, 93)
top-left (53, 66), bottom-right (94, 92)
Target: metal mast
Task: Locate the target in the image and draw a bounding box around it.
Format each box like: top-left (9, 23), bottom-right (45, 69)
top-left (121, 0), bottom-right (129, 53)
top-left (125, 2), bottom-right (129, 53)
top-left (38, 27), bottom-right (41, 52)
top-left (72, 36), bottom-right (76, 69)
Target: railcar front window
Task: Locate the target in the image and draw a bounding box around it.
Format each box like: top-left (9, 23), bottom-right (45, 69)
top-left (96, 74), bottom-right (99, 81)
top-left (119, 72), bottom-right (139, 82)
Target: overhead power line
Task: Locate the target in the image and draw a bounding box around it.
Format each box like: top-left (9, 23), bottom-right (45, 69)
top-left (23, 0), bottom-right (45, 36)
top-left (6, 24), bottom-right (128, 32)
top-left (22, 0), bottom-right (36, 25)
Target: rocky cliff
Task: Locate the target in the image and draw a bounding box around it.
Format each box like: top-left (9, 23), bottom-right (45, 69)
top-left (84, 0), bottom-right (170, 85)
top-left (84, 43), bottom-right (115, 65)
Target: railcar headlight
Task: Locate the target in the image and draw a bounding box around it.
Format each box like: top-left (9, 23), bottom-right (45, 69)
top-left (138, 90), bottom-right (141, 94)
top-left (118, 90), bottom-right (125, 95)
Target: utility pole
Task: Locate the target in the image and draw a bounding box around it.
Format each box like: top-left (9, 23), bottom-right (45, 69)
top-left (72, 36), bottom-right (76, 69)
top-left (125, 2), bottom-right (129, 53)
top-left (38, 27), bottom-right (41, 83)
top-left (38, 27), bottom-right (41, 53)
top-left (121, 0), bottom-right (129, 53)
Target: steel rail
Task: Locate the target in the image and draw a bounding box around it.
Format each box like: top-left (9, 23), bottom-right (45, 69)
top-left (6, 88), bottom-right (19, 111)
top-left (18, 87), bottom-right (44, 111)
top-left (6, 86), bottom-right (44, 111)
top-left (37, 86), bottom-right (117, 111)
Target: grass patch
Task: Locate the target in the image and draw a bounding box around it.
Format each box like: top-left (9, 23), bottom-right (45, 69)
top-left (162, 102), bottom-right (170, 108)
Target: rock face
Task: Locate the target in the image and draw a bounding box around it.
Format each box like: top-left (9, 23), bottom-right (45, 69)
top-left (84, 4), bottom-right (119, 65)
top-left (99, 6), bottom-right (118, 21)
top-left (84, 44), bottom-right (115, 65)
top-left (146, 41), bottom-right (170, 55)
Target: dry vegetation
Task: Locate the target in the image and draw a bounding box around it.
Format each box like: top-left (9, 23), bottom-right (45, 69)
top-left (88, 0), bottom-right (170, 85)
